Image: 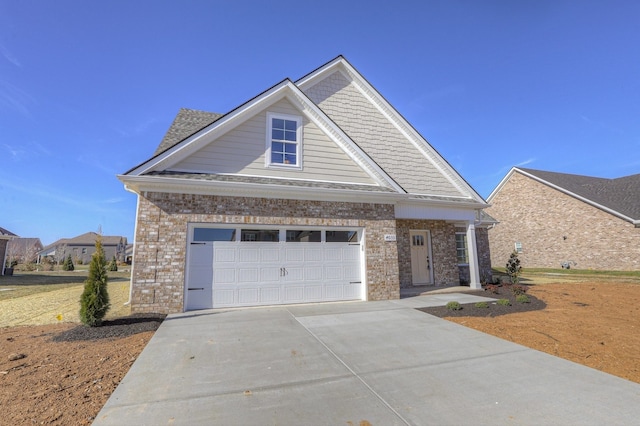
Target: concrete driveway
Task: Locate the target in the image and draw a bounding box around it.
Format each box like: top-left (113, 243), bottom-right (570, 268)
top-left (95, 293), bottom-right (640, 425)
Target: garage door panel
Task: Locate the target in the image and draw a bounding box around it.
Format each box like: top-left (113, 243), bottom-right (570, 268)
top-left (260, 267), bottom-right (281, 282)
top-left (283, 267), bottom-right (304, 281)
top-left (239, 248), bottom-right (260, 262)
top-left (214, 268), bottom-right (236, 284)
top-left (213, 289), bottom-right (235, 306)
top-left (284, 247), bottom-right (304, 262)
top-left (284, 286), bottom-right (305, 302)
top-left (261, 248), bottom-right (280, 262)
top-left (324, 284), bottom-right (344, 299)
top-left (239, 288), bottom-right (259, 304)
top-left (304, 247), bottom-right (323, 261)
top-left (238, 268), bottom-right (259, 283)
top-left (214, 248), bottom-right (236, 262)
top-left (305, 285), bottom-right (323, 301)
top-left (260, 287), bottom-right (281, 303)
top-left (325, 266), bottom-right (342, 280)
top-left (304, 266), bottom-right (323, 280)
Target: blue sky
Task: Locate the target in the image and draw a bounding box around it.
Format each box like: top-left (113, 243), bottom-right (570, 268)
top-left (1, 1), bottom-right (638, 245)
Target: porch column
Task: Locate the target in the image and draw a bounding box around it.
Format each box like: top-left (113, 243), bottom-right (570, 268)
top-left (466, 222), bottom-right (481, 289)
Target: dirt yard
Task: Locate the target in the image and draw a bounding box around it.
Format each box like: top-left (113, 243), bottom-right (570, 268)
top-left (1, 277), bottom-right (640, 425)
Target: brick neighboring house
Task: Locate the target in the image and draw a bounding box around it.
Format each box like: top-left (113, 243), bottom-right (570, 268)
top-left (39, 232), bottom-right (128, 265)
top-left (486, 167), bottom-right (640, 270)
top-left (6, 238), bottom-right (44, 265)
top-left (119, 56), bottom-right (493, 314)
top-left (0, 227), bottom-right (17, 275)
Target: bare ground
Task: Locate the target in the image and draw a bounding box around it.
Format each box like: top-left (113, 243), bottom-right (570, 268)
top-left (1, 280), bottom-right (640, 424)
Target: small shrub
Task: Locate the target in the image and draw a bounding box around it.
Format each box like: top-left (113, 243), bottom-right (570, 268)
top-left (446, 301), bottom-right (462, 311)
top-left (484, 284), bottom-right (500, 294)
top-left (80, 237), bottom-right (110, 327)
top-left (475, 301), bottom-right (489, 308)
top-left (516, 294), bottom-right (530, 304)
top-left (511, 284), bottom-right (528, 296)
top-left (62, 254), bottom-right (75, 271)
top-left (497, 298), bottom-right (511, 306)
top-left (505, 251), bottom-right (523, 284)
top-left (108, 256), bottom-right (118, 272)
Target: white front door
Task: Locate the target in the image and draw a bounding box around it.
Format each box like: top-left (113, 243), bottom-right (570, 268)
top-left (410, 230), bottom-right (433, 285)
top-left (185, 241), bottom-right (214, 310)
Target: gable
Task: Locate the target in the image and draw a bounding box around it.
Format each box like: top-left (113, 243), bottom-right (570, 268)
top-left (169, 98), bottom-right (376, 185)
top-left (300, 67), bottom-right (475, 200)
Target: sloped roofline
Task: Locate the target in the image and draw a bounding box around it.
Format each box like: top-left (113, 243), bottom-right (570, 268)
top-left (488, 167), bottom-right (640, 226)
top-left (123, 76), bottom-right (404, 193)
top-left (296, 55), bottom-right (487, 205)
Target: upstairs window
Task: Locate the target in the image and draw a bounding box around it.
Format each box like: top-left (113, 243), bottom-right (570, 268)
top-left (267, 113), bottom-right (302, 168)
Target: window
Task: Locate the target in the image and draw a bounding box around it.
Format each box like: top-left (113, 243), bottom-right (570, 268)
top-left (455, 233), bottom-right (468, 264)
top-left (193, 228), bottom-right (236, 242)
top-left (241, 229), bottom-right (280, 242)
top-left (326, 230), bottom-right (359, 243)
top-left (514, 242), bottom-right (523, 253)
top-left (267, 113), bottom-right (301, 168)
top-left (286, 230), bottom-right (321, 242)
top-left (412, 234), bottom-right (425, 246)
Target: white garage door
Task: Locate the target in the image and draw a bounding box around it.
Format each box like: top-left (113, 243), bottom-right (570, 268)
top-left (185, 227), bottom-right (363, 310)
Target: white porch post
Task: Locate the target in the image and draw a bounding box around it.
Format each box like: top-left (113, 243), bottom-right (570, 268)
top-left (466, 222), bottom-right (481, 289)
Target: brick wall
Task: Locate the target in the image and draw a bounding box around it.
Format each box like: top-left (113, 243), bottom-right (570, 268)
top-left (457, 227), bottom-right (493, 284)
top-left (131, 192), bottom-right (400, 313)
top-left (395, 219), bottom-right (459, 286)
top-left (487, 172), bottom-right (640, 270)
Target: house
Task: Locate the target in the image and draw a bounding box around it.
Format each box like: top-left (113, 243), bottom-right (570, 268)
top-left (0, 227), bottom-right (17, 276)
top-left (119, 56), bottom-right (492, 314)
top-left (6, 238), bottom-right (44, 265)
top-left (486, 167), bottom-right (640, 270)
top-left (38, 232), bottom-right (128, 265)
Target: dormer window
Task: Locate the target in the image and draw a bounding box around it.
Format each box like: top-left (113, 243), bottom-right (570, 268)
top-left (266, 112), bottom-right (302, 169)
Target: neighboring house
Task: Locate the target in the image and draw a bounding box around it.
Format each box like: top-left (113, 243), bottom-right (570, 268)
top-left (0, 227), bottom-right (17, 276)
top-left (6, 238), bottom-right (44, 265)
top-left (39, 232), bottom-right (128, 265)
top-left (119, 56), bottom-right (492, 314)
top-left (486, 167), bottom-right (640, 270)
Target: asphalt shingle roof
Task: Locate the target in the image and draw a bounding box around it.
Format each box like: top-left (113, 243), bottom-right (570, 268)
top-left (154, 108), bottom-right (222, 156)
top-left (519, 167), bottom-right (640, 221)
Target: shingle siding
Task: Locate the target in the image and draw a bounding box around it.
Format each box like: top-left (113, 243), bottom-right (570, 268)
top-left (302, 71), bottom-right (461, 196)
top-left (487, 171), bottom-right (640, 270)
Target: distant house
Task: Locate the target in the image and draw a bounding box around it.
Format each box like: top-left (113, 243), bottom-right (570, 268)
top-left (486, 167), bottom-right (640, 270)
top-left (0, 227), bottom-right (17, 275)
top-left (6, 238), bottom-right (44, 265)
top-left (39, 232), bottom-right (128, 265)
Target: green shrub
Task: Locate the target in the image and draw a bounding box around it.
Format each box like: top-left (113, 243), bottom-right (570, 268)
top-left (505, 251), bottom-right (523, 284)
top-left (497, 298), bottom-right (511, 306)
top-left (516, 294), bottom-right (530, 303)
top-left (475, 301), bottom-right (489, 308)
top-left (108, 256), bottom-right (118, 272)
top-left (446, 301), bottom-right (462, 311)
top-left (79, 237), bottom-right (110, 327)
top-left (62, 254), bottom-right (75, 271)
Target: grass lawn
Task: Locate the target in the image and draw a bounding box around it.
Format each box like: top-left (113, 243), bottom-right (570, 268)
top-left (0, 269), bottom-right (131, 301)
top-left (492, 267), bottom-right (640, 285)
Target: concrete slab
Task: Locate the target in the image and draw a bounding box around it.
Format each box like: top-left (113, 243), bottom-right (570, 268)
top-left (95, 295), bottom-right (640, 425)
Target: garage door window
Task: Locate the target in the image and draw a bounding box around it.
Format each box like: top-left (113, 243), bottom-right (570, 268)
top-left (286, 230), bottom-right (321, 242)
top-left (193, 228), bottom-right (236, 242)
top-left (326, 230), bottom-right (359, 243)
top-left (241, 229), bottom-right (280, 242)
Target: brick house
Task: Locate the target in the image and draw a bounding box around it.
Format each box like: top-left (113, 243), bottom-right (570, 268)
top-left (486, 167), bottom-right (640, 270)
top-left (0, 227), bottom-right (17, 276)
top-left (38, 232), bottom-right (128, 265)
top-left (119, 56), bottom-right (492, 313)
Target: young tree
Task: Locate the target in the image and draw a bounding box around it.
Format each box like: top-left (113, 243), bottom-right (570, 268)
top-left (108, 255), bottom-right (118, 272)
top-left (62, 254), bottom-right (75, 271)
top-left (79, 236), bottom-right (110, 327)
top-left (505, 251), bottom-right (523, 284)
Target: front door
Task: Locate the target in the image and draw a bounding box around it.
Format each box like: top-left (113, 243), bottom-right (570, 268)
top-left (410, 230), bottom-right (433, 285)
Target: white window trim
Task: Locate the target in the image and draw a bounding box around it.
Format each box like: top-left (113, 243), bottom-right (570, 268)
top-left (265, 112), bottom-right (303, 170)
top-left (455, 232), bottom-right (469, 265)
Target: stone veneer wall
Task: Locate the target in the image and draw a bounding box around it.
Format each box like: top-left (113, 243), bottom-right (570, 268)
top-left (0, 240), bottom-right (8, 274)
top-left (131, 192), bottom-right (400, 313)
top-left (395, 219), bottom-right (459, 287)
top-left (487, 172), bottom-right (640, 270)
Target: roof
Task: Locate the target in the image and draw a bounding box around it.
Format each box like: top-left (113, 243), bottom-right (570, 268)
top-left (497, 167), bottom-right (640, 224)
top-left (0, 227), bottom-right (17, 238)
top-left (40, 232), bottom-right (127, 252)
top-left (154, 108), bottom-right (222, 156)
top-left (7, 238), bottom-right (43, 252)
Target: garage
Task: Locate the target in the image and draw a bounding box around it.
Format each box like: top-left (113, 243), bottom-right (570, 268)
top-left (185, 226), bottom-right (364, 310)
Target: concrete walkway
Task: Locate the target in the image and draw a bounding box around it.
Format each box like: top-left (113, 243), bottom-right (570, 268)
top-left (95, 293), bottom-right (640, 425)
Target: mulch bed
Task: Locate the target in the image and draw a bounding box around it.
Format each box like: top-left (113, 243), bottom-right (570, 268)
top-left (418, 287), bottom-right (546, 318)
top-left (52, 314), bottom-right (166, 342)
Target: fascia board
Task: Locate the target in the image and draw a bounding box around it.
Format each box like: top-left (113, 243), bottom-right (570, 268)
top-left (298, 57), bottom-right (485, 204)
top-left (118, 174), bottom-right (403, 204)
top-left (486, 167), bottom-right (517, 202)
top-left (516, 168), bottom-right (639, 225)
top-left (127, 80), bottom-right (294, 176)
